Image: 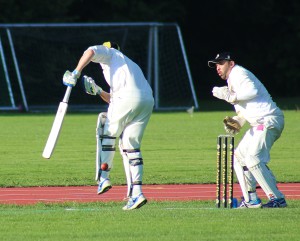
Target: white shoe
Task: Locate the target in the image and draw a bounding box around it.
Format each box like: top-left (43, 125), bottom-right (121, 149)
top-left (122, 193), bottom-right (147, 210)
top-left (238, 198), bottom-right (262, 209)
top-left (97, 178), bottom-right (112, 195)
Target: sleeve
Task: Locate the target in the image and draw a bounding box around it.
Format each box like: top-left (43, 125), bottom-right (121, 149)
top-left (233, 112), bottom-right (246, 127)
top-left (86, 45), bottom-right (112, 64)
top-left (230, 68), bottom-right (258, 101)
top-left (227, 66), bottom-right (258, 101)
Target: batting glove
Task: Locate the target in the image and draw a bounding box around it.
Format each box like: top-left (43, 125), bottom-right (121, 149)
top-left (82, 75), bottom-right (103, 95)
top-left (63, 70), bottom-right (81, 87)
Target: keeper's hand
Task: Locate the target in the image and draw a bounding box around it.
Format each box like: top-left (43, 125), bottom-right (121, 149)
top-left (82, 75), bottom-right (102, 95)
top-left (223, 116), bottom-right (242, 135)
top-left (63, 70), bottom-right (81, 87)
top-left (212, 86), bottom-right (237, 104)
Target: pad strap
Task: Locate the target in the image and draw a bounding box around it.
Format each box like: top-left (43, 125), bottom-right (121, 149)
top-left (123, 149), bottom-right (143, 166)
top-left (101, 135), bottom-right (116, 151)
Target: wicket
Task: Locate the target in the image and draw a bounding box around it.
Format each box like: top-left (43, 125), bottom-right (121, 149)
top-left (216, 135), bottom-right (234, 208)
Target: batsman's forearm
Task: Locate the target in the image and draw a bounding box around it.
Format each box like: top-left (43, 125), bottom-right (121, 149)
top-left (75, 49), bottom-right (95, 72)
top-left (99, 91), bottom-right (111, 103)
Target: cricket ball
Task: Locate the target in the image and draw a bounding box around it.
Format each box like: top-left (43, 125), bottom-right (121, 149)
top-left (101, 163), bottom-right (109, 171)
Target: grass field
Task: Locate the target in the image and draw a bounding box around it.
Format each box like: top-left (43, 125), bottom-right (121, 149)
top-left (0, 110), bottom-right (300, 240)
top-left (1, 201), bottom-right (300, 241)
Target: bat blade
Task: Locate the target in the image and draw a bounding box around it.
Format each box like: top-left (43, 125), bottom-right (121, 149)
top-left (42, 102), bottom-right (68, 159)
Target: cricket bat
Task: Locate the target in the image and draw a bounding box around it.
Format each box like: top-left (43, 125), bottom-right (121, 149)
top-left (42, 86), bottom-right (72, 159)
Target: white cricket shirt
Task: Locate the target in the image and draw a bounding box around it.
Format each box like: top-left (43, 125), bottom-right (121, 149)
top-left (88, 45), bottom-right (153, 100)
top-left (228, 65), bottom-right (283, 126)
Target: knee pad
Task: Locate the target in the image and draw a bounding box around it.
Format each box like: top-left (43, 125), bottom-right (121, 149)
top-left (124, 149), bottom-right (143, 166)
top-left (101, 136), bottom-right (116, 167)
top-left (101, 136), bottom-right (116, 151)
top-left (96, 112), bottom-right (107, 137)
top-left (123, 149), bottom-right (144, 187)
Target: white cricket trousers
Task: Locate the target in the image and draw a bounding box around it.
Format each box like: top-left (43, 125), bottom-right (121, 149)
top-left (104, 96), bottom-right (154, 149)
top-left (100, 95), bottom-right (154, 196)
top-left (235, 115), bottom-right (284, 168)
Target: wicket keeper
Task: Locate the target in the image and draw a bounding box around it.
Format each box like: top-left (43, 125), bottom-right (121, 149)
top-left (208, 52), bottom-right (287, 208)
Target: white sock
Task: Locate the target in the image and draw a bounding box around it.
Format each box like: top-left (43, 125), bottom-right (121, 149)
top-left (249, 191), bottom-right (258, 201)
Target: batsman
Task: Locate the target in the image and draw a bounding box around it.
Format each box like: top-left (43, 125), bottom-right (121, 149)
top-left (208, 52), bottom-right (287, 208)
top-left (62, 41), bottom-right (154, 210)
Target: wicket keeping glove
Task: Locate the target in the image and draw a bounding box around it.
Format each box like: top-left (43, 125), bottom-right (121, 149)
top-left (212, 86), bottom-right (237, 104)
top-left (223, 115), bottom-right (245, 135)
top-left (82, 75), bottom-right (103, 95)
top-left (63, 70), bottom-right (81, 87)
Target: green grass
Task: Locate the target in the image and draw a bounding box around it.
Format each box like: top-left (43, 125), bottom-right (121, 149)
top-left (0, 201), bottom-right (300, 241)
top-left (0, 110), bottom-right (299, 187)
top-left (0, 110), bottom-right (300, 240)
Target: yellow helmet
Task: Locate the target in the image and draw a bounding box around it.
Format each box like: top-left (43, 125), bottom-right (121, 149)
top-left (102, 41), bottom-right (120, 51)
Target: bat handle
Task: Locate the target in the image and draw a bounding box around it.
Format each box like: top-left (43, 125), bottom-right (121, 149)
top-left (62, 86), bottom-right (72, 103)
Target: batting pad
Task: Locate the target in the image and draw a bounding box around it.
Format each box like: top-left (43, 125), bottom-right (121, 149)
top-left (100, 137), bottom-right (116, 179)
top-left (249, 163), bottom-right (285, 200)
top-left (95, 112), bottom-right (107, 181)
top-left (120, 150), bottom-right (132, 197)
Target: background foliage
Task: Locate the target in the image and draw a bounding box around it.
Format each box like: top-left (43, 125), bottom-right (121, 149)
top-left (0, 0), bottom-right (300, 103)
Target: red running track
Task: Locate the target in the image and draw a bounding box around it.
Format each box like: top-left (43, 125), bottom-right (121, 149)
top-left (0, 183), bottom-right (299, 205)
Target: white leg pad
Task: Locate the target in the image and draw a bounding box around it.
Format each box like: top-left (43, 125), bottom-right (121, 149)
top-left (122, 156), bottom-right (132, 197)
top-left (243, 167), bottom-right (257, 190)
top-left (95, 112), bottom-right (107, 181)
top-left (243, 166), bottom-right (258, 201)
top-left (126, 149), bottom-right (143, 197)
top-left (249, 163), bottom-right (285, 200)
top-left (234, 158), bottom-right (250, 202)
top-left (99, 137), bottom-right (116, 180)
top-left (119, 141), bottom-right (132, 197)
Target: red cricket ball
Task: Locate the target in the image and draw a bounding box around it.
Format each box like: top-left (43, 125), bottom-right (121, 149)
top-left (101, 163), bottom-right (109, 171)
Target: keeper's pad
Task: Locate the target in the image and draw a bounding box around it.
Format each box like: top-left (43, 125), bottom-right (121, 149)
top-left (234, 159), bottom-right (258, 202)
top-left (234, 159), bottom-right (250, 202)
top-left (243, 166), bottom-right (258, 200)
top-left (249, 163), bottom-right (285, 200)
top-left (95, 112), bottom-right (116, 181)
